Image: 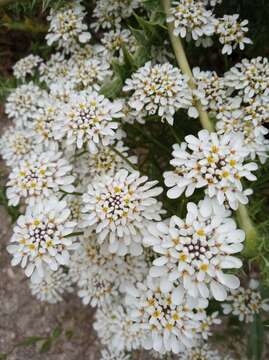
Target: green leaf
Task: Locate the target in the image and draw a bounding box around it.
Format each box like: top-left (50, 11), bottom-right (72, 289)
top-left (111, 60), bottom-right (129, 81)
top-left (52, 327), bottom-right (62, 338)
top-left (39, 339), bottom-right (52, 353)
top-left (129, 26), bottom-right (148, 45)
top-left (0, 354), bottom-right (8, 360)
top-left (133, 45), bottom-right (150, 68)
top-left (100, 77), bottom-right (123, 99)
top-left (0, 185), bottom-right (21, 223)
top-left (133, 13), bottom-right (166, 45)
top-left (247, 314), bottom-right (265, 360)
top-left (122, 45), bottom-right (136, 71)
top-left (16, 336), bottom-right (44, 347)
top-left (141, 0), bottom-right (163, 12)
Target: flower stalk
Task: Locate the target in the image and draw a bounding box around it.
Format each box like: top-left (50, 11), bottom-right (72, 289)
top-left (237, 204), bottom-right (258, 258)
top-left (161, 0), bottom-right (214, 132)
top-left (162, 0), bottom-right (258, 257)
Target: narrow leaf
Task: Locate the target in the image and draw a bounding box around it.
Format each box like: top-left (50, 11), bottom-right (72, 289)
top-left (16, 336), bottom-right (44, 347)
top-left (52, 327), bottom-right (62, 338)
top-left (40, 339), bottom-right (52, 353)
top-left (247, 314), bottom-right (264, 360)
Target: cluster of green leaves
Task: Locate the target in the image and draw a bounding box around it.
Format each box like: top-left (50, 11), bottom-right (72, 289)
top-left (100, 8), bottom-right (167, 99)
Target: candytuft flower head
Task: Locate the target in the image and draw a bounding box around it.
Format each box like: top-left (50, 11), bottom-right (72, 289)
top-left (31, 96), bottom-right (60, 147)
top-left (39, 53), bottom-right (73, 85)
top-left (54, 91), bottom-right (122, 153)
top-left (71, 57), bottom-right (111, 91)
top-left (222, 279), bottom-right (269, 322)
top-left (164, 129), bottom-right (258, 210)
top-left (123, 61), bottom-right (193, 125)
top-left (81, 169), bottom-right (164, 256)
top-left (29, 266), bottom-right (73, 304)
top-left (6, 150), bottom-right (75, 206)
top-left (192, 67), bottom-right (227, 112)
top-left (224, 57), bottom-right (269, 102)
top-left (216, 100), bottom-right (269, 164)
top-left (91, 0), bottom-right (140, 31)
top-left (180, 342), bottom-right (223, 360)
top-left (13, 54), bottom-right (42, 80)
top-left (101, 28), bottom-right (137, 60)
top-left (75, 140), bottom-right (137, 182)
top-left (167, 0), bottom-right (215, 42)
top-left (94, 304), bottom-right (143, 352)
top-left (100, 349), bottom-right (130, 360)
top-left (69, 231), bottom-right (148, 306)
top-left (7, 197), bottom-right (77, 283)
top-left (0, 126), bottom-right (37, 167)
top-left (125, 277), bottom-right (208, 354)
top-left (5, 82), bottom-right (45, 126)
top-left (145, 197), bottom-right (244, 301)
top-left (46, 1), bottom-right (91, 52)
top-left (216, 15), bottom-right (252, 55)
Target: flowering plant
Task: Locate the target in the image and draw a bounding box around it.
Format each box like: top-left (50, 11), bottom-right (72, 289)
top-left (1, 0), bottom-right (269, 359)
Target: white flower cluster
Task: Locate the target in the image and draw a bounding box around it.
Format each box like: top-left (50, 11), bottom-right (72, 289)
top-left (123, 61), bottom-right (193, 125)
top-left (13, 54), bottom-right (42, 80)
top-left (5, 82), bottom-right (45, 126)
top-left (91, 0), bottom-right (140, 31)
top-left (54, 91), bottom-right (122, 153)
top-left (81, 169), bottom-right (164, 255)
top-left (222, 279), bottom-right (269, 323)
top-left (167, 1), bottom-right (215, 42)
top-left (100, 349), bottom-right (130, 360)
top-left (125, 277), bottom-right (210, 353)
top-left (101, 28), bottom-right (137, 61)
top-left (192, 59), bottom-right (269, 163)
top-left (7, 197), bottom-right (77, 283)
top-left (145, 197), bottom-right (244, 301)
top-left (216, 15), bottom-right (252, 55)
top-left (168, 0), bottom-right (252, 54)
top-left (46, 0), bottom-right (91, 52)
top-left (69, 231), bottom-right (148, 306)
top-left (180, 342), bottom-right (223, 360)
top-left (0, 126), bottom-right (36, 167)
top-left (164, 129), bottom-right (257, 210)
top-left (94, 304), bottom-right (144, 352)
top-left (1, 0), bottom-right (268, 359)
top-left (29, 267), bottom-right (73, 304)
top-left (6, 150), bottom-right (75, 206)
top-left (224, 57), bottom-right (269, 101)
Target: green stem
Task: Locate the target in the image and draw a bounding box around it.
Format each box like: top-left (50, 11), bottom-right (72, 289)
top-left (59, 189), bottom-right (83, 196)
top-left (169, 124), bottom-right (181, 143)
top-left (161, 0), bottom-right (214, 133)
top-left (162, 0), bottom-right (258, 257)
top-left (64, 231), bottom-right (84, 238)
top-left (109, 145), bottom-right (139, 171)
top-left (237, 204), bottom-right (258, 258)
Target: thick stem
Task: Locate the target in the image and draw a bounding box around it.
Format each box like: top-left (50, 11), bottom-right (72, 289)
top-left (237, 204), bottom-right (258, 258)
top-left (162, 0), bottom-right (258, 257)
top-left (161, 0), bottom-right (214, 132)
